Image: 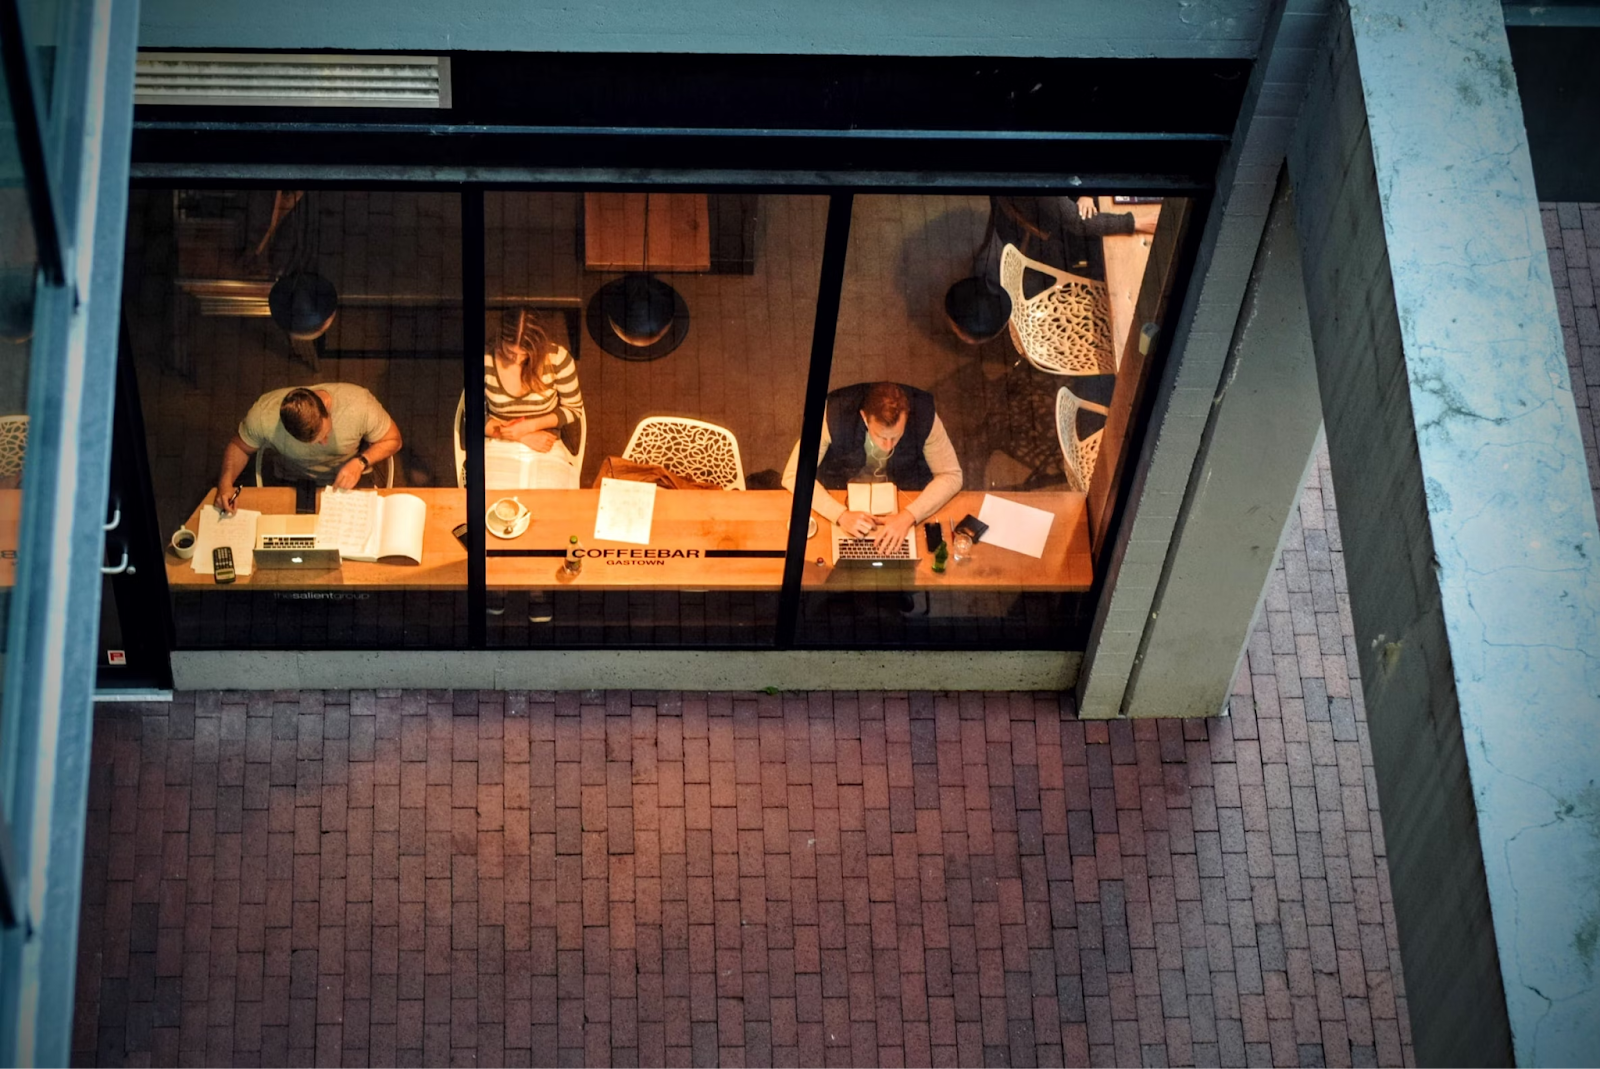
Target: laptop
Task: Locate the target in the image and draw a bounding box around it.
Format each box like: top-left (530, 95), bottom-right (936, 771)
top-left (254, 514), bottom-right (342, 571)
top-left (829, 523), bottom-right (921, 566)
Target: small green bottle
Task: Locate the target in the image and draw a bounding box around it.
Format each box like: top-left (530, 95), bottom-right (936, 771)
top-left (931, 539), bottom-right (949, 573)
top-left (563, 535), bottom-right (583, 576)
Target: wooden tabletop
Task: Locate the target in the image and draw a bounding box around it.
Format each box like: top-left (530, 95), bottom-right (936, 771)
top-left (1099, 197), bottom-right (1161, 369)
top-left (166, 486), bottom-right (1092, 592)
top-left (584, 193), bottom-right (711, 273)
top-left (0, 490), bottom-right (17, 588)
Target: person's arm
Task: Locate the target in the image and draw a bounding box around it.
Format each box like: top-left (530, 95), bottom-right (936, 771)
top-left (214, 433), bottom-right (257, 514)
top-left (781, 421), bottom-right (860, 530)
top-left (870, 417), bottom-right (961, 552)
top-left (334, 411), bottom-right (403, 489)
top-left (1064, 198), bottom-right (1137, 239)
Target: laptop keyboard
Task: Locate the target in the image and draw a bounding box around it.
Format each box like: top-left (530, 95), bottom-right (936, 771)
top-left (260, 535), bottom-right (317, 550)
top-left (836, 535), bottom-right (915, 561)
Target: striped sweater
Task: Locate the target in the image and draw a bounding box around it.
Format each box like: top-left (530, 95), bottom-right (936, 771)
top-left (483, 345), bottom-right (583, 428)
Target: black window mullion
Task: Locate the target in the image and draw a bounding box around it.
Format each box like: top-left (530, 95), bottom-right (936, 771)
top-left (775, 192), bottom-right (853, 648)
top-left (462, 187), bottom-right (487, 646)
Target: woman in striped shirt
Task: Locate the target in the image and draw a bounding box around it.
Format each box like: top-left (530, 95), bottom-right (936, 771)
top-left (484, 308), bottom-right (584, 458)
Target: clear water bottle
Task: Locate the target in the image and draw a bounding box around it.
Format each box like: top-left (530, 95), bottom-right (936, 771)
top-left (563, 535), bottom-right (583, 576)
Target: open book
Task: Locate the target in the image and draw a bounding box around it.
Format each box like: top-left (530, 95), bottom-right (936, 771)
top-left (485, 438), bottom-right (580, 490)
top-left (847, 481), bottom-right (898, 516)
top-left (317, 488), bottom-right (427, 563)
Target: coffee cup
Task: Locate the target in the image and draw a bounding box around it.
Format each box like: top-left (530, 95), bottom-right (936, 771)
top-left (170, 526), bottom-right (197, 559)
top-left (492, 498), bottom-right (523, 522)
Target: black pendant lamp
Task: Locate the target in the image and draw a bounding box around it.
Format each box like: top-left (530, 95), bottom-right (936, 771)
top-left (265, 191), bottom-right (339, 344)
top-left (586, 194), bottom-right (690, 361)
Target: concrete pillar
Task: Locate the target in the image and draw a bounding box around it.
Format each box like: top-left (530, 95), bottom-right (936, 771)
top-left (1289, 1), bottom-right (1600, 1063)
top-left (1076, 0), bottom-right (1334, 718)
top-left (1122, 173), bottom-right (1325, 719)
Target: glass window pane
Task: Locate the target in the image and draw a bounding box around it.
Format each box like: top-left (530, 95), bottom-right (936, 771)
top-left (1, 64), bottom-right (38, 715)
top-left (794, 193), bottom-right (1180, 648)
top-left (125, 188), bottom-right (466, 648)
top-left (481, 191), bottom-right (825, 647)
top-left (16, 0), bottom-right (62, 118)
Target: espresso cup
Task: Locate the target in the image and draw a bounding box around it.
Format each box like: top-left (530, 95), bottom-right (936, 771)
top-left (171, 526), bottom-right (197, 559)
top-left (492, 498), bottom-right (522, 522)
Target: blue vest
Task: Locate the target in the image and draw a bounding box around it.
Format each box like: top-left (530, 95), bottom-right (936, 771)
top-left (815, 383), bottom-right (937, 491)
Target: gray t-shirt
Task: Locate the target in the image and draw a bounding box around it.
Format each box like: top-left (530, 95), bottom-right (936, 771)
top-left (238, 383), bottom-right (393, 482)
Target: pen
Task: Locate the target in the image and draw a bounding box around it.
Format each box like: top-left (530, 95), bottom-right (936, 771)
top-left (221, 486), bottom-right (241, 513)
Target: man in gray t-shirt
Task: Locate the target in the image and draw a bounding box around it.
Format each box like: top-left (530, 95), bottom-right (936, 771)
top-left (214, 383), bottom-right (403, 514)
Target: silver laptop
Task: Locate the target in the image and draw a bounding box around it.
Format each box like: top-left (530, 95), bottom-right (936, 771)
top-left (829, 524), bottom-right (921, 566)
top-left (254, 514), bottom-right (342, 571)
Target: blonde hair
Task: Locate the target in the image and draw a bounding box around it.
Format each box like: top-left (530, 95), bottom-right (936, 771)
top-left (493, 309), bottom-right (556, 396)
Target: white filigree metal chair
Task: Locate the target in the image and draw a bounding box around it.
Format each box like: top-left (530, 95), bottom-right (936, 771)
top-left (0, 416), bottom-right (28, 483)
top-left (456, 391), bottom-right (586, 488)
top-left (1000, 243), bottom-right (1118, 376)
top-left (622, 416), bottom-right (745, 490)
top-left (1056, 386), bottom-right (1109, 493)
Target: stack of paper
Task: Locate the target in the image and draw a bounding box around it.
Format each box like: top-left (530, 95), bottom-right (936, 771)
top-left (192, 506), bottom-right (260, 576)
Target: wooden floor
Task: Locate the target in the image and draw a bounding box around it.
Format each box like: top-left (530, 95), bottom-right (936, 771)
top-left (124, 191), bottom-right (1083, 548)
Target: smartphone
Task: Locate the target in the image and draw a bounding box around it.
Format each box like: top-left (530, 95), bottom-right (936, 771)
top-left (212, 546), bottom-right (236, 584)
top-left (924, 522), bottom-right (943, 553)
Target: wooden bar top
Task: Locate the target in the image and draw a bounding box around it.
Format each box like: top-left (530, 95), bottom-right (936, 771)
top-left (165, 485), bottom-right (1092, 592)
top-left (1099, 197), bottom-right (1160, 370)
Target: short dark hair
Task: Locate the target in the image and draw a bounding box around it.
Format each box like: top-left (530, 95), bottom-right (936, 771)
top-left (280, 388), bottom-right (328, 442)
top-left (860, 382), bottom-right (909, 426)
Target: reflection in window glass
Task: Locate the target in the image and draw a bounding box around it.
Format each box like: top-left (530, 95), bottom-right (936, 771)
top-left (481, 191), bottom-right (825, 647)
top-left (17, 0), bottom-right (62, 118)
top-left (124, 189), bottom-right (466, 648)
top-left (793, 193), bottom-right (1173, 648)
top-left (0, 69), bottom-right (40, 703)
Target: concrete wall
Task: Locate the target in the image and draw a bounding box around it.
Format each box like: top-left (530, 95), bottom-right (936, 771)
top-left (1291, 1), bottom-right (1600, 1062)
top-left (138, 0), bottom-right (1271, 58)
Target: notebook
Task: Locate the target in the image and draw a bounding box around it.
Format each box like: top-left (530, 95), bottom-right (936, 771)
top-left (317, 488), bottom-right (428, 563)
top-left (846, 481), bottom-right (898, 516)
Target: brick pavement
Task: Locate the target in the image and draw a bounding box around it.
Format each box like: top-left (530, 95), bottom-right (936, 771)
top-left (67, 199), bottom-right (1600, 1069)
top-left (72, 419), bottom-right (1430, 1065)
top-left (1542, 201), bottom-right (1600, 518)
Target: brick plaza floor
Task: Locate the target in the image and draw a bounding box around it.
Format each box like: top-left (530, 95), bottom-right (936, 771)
top-left (73, 447), bottom-right (1415, 1068)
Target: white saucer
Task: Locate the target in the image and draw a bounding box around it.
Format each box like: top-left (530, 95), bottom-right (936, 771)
top-left (487, 507), bottom-right (530, 540)
top-left (808, 517), bottom-right (818, 539)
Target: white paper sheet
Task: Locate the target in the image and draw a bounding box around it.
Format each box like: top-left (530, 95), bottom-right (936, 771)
top-left (593, 477), bottom-right (657, 545)
top-left (976, 494), bottom-right (1055, 559)
top-left (191, 506), bottom-right (261, 576)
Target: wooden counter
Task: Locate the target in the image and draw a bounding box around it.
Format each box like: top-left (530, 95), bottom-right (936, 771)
top-left (1099, 197), bottom-right (1161, 369)
top-left (166, 485), bottom-right (1093, 593)
top-left (0, 490), bottom-right (18, 588)
top-left (167, 488), bottom-right (469, 589)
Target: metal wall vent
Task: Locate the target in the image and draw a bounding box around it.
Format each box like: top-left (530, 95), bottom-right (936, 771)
top-left (135, 52), bottom-right (450, 109)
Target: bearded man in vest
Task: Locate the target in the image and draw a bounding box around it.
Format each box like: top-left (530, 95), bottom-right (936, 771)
top-left (782, 381), bottom-right (963, 554)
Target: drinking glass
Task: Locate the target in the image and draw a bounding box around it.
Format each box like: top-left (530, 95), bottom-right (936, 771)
top-left (951, 530), bottom-right (974, 562)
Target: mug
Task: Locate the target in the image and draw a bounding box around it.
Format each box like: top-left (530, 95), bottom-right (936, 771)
top-left (491, 497), bottom-right (524, 522)
top-left (170, 526), bottom-right (197, 559)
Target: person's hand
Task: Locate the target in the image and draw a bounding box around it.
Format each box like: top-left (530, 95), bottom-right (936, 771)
top-left (213, 483), bottom-right (238, 515)
top-left (332, 458), bottom-right (364, 490)
top-left (1135, 215), bottom-right (1157, 235)
top-left (1076, 196), bottom-right (1098, 219)
top-left (519, 429), bottom-right (559, 453)
top-left (872, 510), bottom-right (915, 554)
top-left (837, 510), bottom-right (876, 537)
